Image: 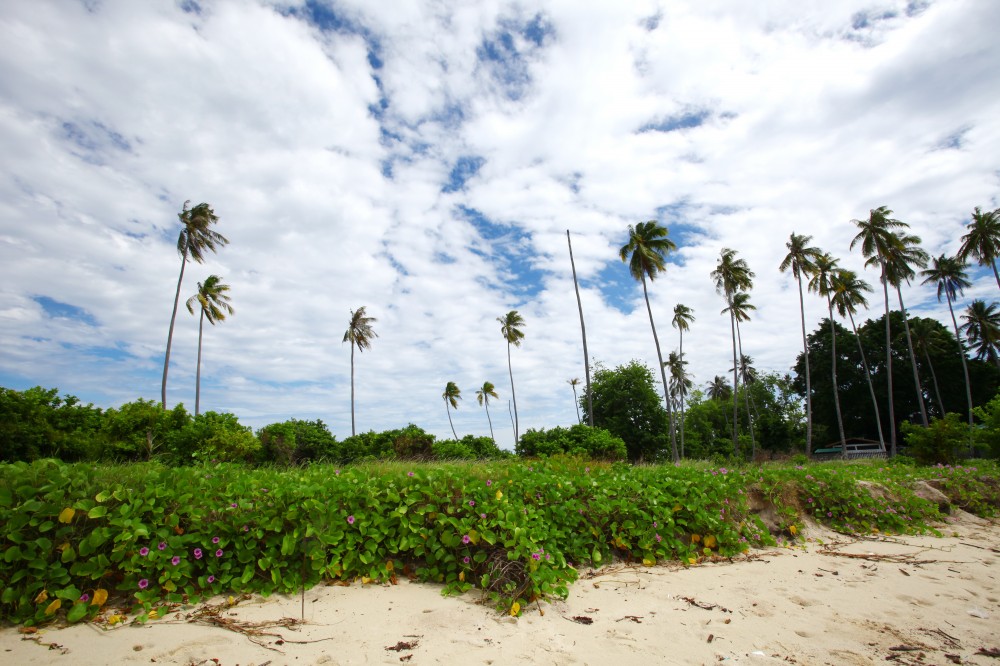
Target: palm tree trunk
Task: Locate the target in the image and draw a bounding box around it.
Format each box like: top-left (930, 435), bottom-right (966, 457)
top-left (195, 309), bottom-right (204, 417)
top-left (896, 287), bottom-right (928, 426)
top-left (485, 404), bottom-right (495, 443)
top-left (946, 295), bottom-right (975, 436)
top-left (679, 329), bottom-right (686, 458)
top-left (641, 275), bottom-right (678, 461)
top-left (848, 310), bottom-right (886, 452)
top-left (507, 342), bottom-right (518, 445)
top-left (567, 231), bottom-right (594, 426)
top-left (735, 319), bottom-right (756, 458)
top-left (921, 345), bottom-right (946, 417)
top-left (350, 343), bottom-right (356, 436)
top-left (992, 260), bottom-right (1000, 292)
top-left (827, 308), bottom-right (847, 456)
top-left (797, 274), bottom-right (813, 454)
top-left (161, 248), bottom-right (189, 409)
top-left (571, 385), bottom-right (581, 424)
top-left (445, 400), bottom-right (458, 440)
top-left (727, 295), bottom-right (740, 456)
top-left (881, 263), bottom-right (897, 456)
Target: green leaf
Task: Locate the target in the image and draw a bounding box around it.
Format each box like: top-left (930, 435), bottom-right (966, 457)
top-left (87, 506), bottom-right (107, 519)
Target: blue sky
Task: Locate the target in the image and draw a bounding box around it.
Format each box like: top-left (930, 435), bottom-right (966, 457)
top-left (1, 0), bottom-right (999, 448)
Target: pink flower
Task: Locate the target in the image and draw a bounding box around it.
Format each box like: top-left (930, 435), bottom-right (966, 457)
top-left (486, 480), bottom-right (492, 486)
top-left (207, 575), bottom-right (216, 584)
top-left (194, 548), bottom-right (203, 560)
top-left (79, 593), bottom-right (90, 602)
top-left (462, 534), bottom-right (471, 544)
top-left (463, 556), bottom-right (470, 564)
top-left (531, 553), bottom-right (541, 561)
top-left (171, 556), bottom-right (181, 566)
top-left (215, 549), bottom-right (223, 558)
top-left (139, 547), bottom-right (149, 556)
top-left (158, 541), bottom-right (167, 551)
top-left (138, 578), bottom-right (149, 589)
top-left (347, 515), bottom-right (355, 525)
top-left (655, 534), bottom-right (662, 543)
top-left (408, 471), bottom-right (414, 477)
top-left (212, 536), bottom-right (220, 544)
top-left (468, 500), bottom-right (475, 507)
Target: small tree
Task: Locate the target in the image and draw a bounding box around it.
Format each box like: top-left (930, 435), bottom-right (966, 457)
top-left (580, 360), bottom-right (669, 462)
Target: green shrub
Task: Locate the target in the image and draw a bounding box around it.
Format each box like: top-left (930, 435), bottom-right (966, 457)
top-left (517, 424), bottom-right (626, 460)
top-left (258, 419), bottom-right (337, 464)
top-left (168, 412), bottom-right (260, 464)
top-left (901, 415), bottom-right (971, 465)
top-left (431, 439), bottom-right (475, 459)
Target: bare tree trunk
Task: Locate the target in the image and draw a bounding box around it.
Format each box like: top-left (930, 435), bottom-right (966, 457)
top-left (507, 342), bottom-right (518, 445)
top-left (897, 287), bottom-right (928, 426)
top-left (195, 309), bottom-right (204, 417)
top-left (848, 310), bottom-right (886, 452)
top-left (796, 273), bottom-right (813, 453)
top-left (727, 295), bottom-right (740, 456)
top-left (161, 248), bottom-right (189, 409)
top-left (881, 263), bottom-right (897, 456)
top-left (827, 308), bottom-right (847, 457)
top-left (642, 275), bottom-right (678, 461)
top-left (567, 231), bottom-right (594, 426)
top-left (350, 342), bottom-right (356, 436)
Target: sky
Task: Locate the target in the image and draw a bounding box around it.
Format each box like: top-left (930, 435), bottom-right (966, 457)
top-left (1, 0), bottom-right (999, 450)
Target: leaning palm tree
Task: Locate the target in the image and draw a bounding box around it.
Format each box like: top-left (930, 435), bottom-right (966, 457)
top-left (722, 291), bottom-right (757, 456)
top-left (706, 375), bottom-right (732, 402)
top-left (620, 221), bottom-right (679, 461)
top-left (711, 248), bottom-right (754, 456)
top-left (958, 207), bottom-right (1000, 291)
top-left (809, 253), bottom-right (848, 453)
top-left (442, 381), bottom-right (462, 440)
top-left (883, 232), bottom-right (930, 425)
top-left (921, 255), bottom-right (974, 432)
top-left (850, 206), bottom-right (908, 455)
top-left (961, 299), bottom-right (1000, 370)
top-left (497, 310), bottom-right (525, 444)
top-left (780, 232), bottom-right (822, 453)
top-left (342, 306), bottom-right (378, 437)
top-left (567, 231), bottom-right (594, 426)
top-left (910, 318), bottom-right (950, 417)
top-left (830, 268), bottom-right (886, 452)
top-left (185, 274), bottom-right (233, 417)
top-left (567, 378), bottom-right (582, 424)
top-left (665, 351), bottom-right (692, 456)
top-left (476, 381), bottom-right (500, 443)
top-left (162, 201), bottom-right (228, 409)
top-left (671, 304), bottom-right (695, 456)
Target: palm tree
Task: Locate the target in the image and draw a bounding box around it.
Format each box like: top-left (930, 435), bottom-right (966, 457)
top-left (567, 378), bottom-right (582, 424)
top-left (671, 304), bottom-right (695, 457)
top-left (497, 310), bottom-right (525, 444)
top-left (184, 275), bottom-right (233, 417)
top-left (343, 306), bottom-right (378, 437)
top-left (567, 231), bottom-right (594, 426)
top-left (665, 352), bottom-right (692, 456)
top-left (883, 232), bottom-right (930, 426)
top-left (620, 221), bottom-right (679, 461)
top-left (910, 319), bottom-right (949, 416)
top-left (850, 206), bottom-right (908, 455)
top-left (706, 376), bottom-right (732, 402)
top-left (830, 268), bottom-right (886, 451)
top-left (722, 291), bottom-right (757, 456)
top-left (711, 248), bottom-right (754, 456)
top-left (780, 233), bottom-right (822, 453)
top-left (442, 381), bottom-right (462, 440)
top-left (961, 299), bottom-right (1000, 370)
top-left (476, 381), bottom-right (500, 443)
top-left (161, 201), bottom-right (228, 409)
top-left (809, 253), bottom-right (847, 453)
top-left (921, 255), bottom-right (974, 431)
top-left (958, 207), bottom-right (1000, 290)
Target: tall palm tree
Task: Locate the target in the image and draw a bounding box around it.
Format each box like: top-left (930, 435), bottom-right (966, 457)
top-left (958, 207), bottom-right (1000, 291)
top-left (830, 268), bottom-right (886, 451)
top-left (961, 299), bottom-right (1000, 370)
top-left (567, 378), bottom-right (582, 424)
top-left (851, 206), bottom-right (908, 455)
top-left (620, 221), bottom-right (679, 461)
top-left (711, 248), bottom-right (754, 456)
top-left (161, 201), bottom-right (228, 409)
top-left (671, 304), bottom-right (695, 457)
top-left (780, 233), bottom-right (822, 453)
top-left (567, 231), bottom-right (594, 426)
top-left (497, 310), bottom-right (525, 444)
top-left (476, 381), bottom-right (500, 443)
top-left (442, 381), bottom-right (462, 440)
top-left (722, 291), bottom-right (757, 456)
top-left (910, 318), bottom-right (950, 417)
top-left (184, 274), bottom-right (233, 417)
top-left (883, 232), bottom-right (930, 426)
top-left (921, 255), bottom-right (974, 431)
top-left (665, 351), bottom-right (692, 456)
top-left (808, 253), bottom-right (847, 453)
top-left (343, 306), bottom-right (377, 437)
top-left (706, 376), bottom-right (732, 402)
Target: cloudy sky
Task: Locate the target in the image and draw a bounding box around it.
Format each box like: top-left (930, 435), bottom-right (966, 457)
top-left (2, 0), bottom-right (999, 449)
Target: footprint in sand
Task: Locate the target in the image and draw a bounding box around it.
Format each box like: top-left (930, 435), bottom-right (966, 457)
top-left (788, 596), bottom-right (815, 608)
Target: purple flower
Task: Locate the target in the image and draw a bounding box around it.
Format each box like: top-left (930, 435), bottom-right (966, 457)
top-left (468, 500), bottom-right (475, 507)
top-left (138, 578), bottom-right (149, 590)
top-left (207, 575), bottom-right (216, 584)
top-left (335, 469), bottom-right (340, 475)
top-left (463, 556), bottom-right (470, 564)
top-left (655, 534), bottom-right (662, 543)
top-left (215, 549), bottom-right (223, 558)
top-left (194, 548), bottom-right (203, 560)
top-left (158, 541), bottom-right (167, 551)
top-left (408, 471), bottom-right (414, 477)
top-left (242, 525), bottom-right (249, 532)
top-left (212, 536), bottom-right (220, 544)
top-left (79, 593), bottom-right (90, 602)
top-left (462, 534), bottom-right (471, 544)
top-left (139, 547), bottom-right (149, 557)
top-left (531, 552), bottom-right (541, 561)
top-left (486, 480), bottom-right (492, 486)
top-left (652, 521), bottom-right (658, 528)
top-left (171, 555), bottom-right (181, 566)
top-left (827, 511), bottom-right (833, 518)
top-left (480, 513), bottom-right (486, 519)
top-left (347, 515), bottom-right (355, 525)
top-left (230, 502), bottom-right (237, 508)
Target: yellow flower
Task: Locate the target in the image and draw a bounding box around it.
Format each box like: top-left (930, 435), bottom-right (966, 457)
top-left (789, 525), bottom-right (797, 536)
top-left (510, 601), bottom-right (520, 616)
top-left (496, 490), bottom-right (503, 500)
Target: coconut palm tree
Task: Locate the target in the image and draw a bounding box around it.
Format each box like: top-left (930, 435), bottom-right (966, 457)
top-left (809, 253), bottom-right (847, 453)
top-left (184, 274), bottom-right (233, 417)
top-left (497, 310), bottom-right (525, 444)
top-left (850, 206), bottom-right (908, 455)
top-left (161, 201), bottom-right (228, 409)
top-left (780, 233), bottom-right (822, 453)
top-left (620, 221), bottom-right (679, 461)
top-left (706, 376), bottom-right (732, 402)
top-left (883, 232), bottom-right (930, 426)
top-left (442, 381), bottom-right (461, 440)
top-left (671, 304), bottom-right (695, 456)
top-left (722, 291), bottom-right (757, 456)
top-left (958, 207), bottom-right (1000, 291)
top-left (343, 306), bottom-right (378, 437)
top-left (921, 255), bottom-right (974, 431)
top-left (567, 231), bottom-right (594, 426)
top-left (665, 351), bottom-right (692, 456)
top-left (830, 268), bottom-right (886, 451)
top-left (476, 381), bottom-right (500, 443)
top-left (567, 378), bottom-right (582, 424)
top-left (910, 319), bottom-right (950, 416)
top-left (711, 248), bottom-right (754, 456)
top-left (961, 299), bottom-right (1000, 370)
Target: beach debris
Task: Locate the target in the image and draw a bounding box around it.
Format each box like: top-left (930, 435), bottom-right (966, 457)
top-left (976, 647), bottom-right (1000, 658)
top-left (707, 633), bottom-right (714, 643)
top-left (681, 596), bottom-right (732, 613)
top-left (19, 634), bottom-right (69, 655)
top-left (967, 608), bottom-right (990, 619)
top-left (616, 615), bottom-right (643, 623)
top-left (385, 639), bottom-right (419, 652)
top-left (180, 597), bottom-right (303, 653)
top-left (569, 615), bottom-right (594, 624)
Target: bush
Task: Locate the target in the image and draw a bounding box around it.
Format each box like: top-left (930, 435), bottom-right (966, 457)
top-left (258, 419), bottom-right (337, 465)
top-left (168, 412), bottom-right (260, 464)
top-left (516, 424), bottom-right (626, 461)
top-left (0, 387), bottom-right (104, 462)
top-left (431, 439), bottom-right (475, 459)
top-left (901, 414), bottom-right (971, 465)
top-left (101, 399), bottom-right (191, 462)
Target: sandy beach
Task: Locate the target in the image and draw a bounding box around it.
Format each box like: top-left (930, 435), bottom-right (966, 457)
top-left (3, 512), bottom-right (998, 666)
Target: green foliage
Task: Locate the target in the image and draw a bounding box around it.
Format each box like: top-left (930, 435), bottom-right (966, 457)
top-left (581, 361), bottom-right (668, 461)
top-left (973, 393), bottom-right (1000, 457)
top-left (516, 424), bottom-right (627, 461)
top-left (431, 439), bottom-right (475, 459)
top-left (257, 419), bottom-right (338, 465)
top-left (901, 414), bottom-right (971, 465)
top-left (0, 387), bottom-right (104, 462)
top-left (168, 412), bottom-right (260, 464)
top-left (101, 399), bottom-right (191, 462)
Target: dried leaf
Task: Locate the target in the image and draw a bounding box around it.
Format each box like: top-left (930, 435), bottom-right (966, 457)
top-left (58, 507), bottom-right (75, 524)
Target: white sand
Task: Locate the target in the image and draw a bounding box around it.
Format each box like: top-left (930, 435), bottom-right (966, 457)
top-left (3, 512), bottom-right (998, 665)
